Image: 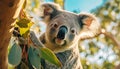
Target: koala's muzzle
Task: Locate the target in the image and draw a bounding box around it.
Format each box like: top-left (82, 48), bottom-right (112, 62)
top-left (57, 26), bottom-right (68, 40)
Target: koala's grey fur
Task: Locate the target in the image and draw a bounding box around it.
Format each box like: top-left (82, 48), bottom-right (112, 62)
top-left (40, 2), bottom-right (101, 69)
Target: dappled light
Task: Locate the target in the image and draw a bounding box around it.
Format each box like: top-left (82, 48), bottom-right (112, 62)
top-left (0, 0), bottom-right (120, 69)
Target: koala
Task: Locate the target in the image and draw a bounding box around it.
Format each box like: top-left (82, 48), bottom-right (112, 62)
top-left (40, 2), bottom-right (101, 69)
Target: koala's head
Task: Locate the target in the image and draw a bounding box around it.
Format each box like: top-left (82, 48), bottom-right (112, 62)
top-left (41, 3), bottom-right (101, 52)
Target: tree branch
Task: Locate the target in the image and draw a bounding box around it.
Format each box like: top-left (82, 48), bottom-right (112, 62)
top-left (101, 29), bottom-right (120, 49)
top-left (115, 63), bottom-right (120, 69)
top-left (81, 28), bottom-right (120, 49)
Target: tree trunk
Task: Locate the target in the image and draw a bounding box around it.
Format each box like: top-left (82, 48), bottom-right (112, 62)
top-left (0, 0), bottom-right (24, 69)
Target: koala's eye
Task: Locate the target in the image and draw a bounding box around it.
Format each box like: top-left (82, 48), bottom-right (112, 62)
top-left (53, 23), bottom-right (58, 28)
top-left (71, 28), bottom-right (76, 34)
top-left (50, 22), bottom-right (58, 28)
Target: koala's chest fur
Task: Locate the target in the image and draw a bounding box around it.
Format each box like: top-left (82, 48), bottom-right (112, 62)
top-left (45, 46), bottom-right (82, 69)
top-left (40, 36), bottom-right (82, 69)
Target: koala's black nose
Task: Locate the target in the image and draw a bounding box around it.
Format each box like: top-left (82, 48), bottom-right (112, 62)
top-left (57, 26), bottom-right (68, 40)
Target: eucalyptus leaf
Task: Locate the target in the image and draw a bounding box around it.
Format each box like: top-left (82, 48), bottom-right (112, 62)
top-left (28, 46), bottom-right (41, 69)
top-left (8, 43), bottom-right (22, 66)
top-left (40, 48), bottom-right (62, 67)
top-left (16, 19), bottom-right (30, 28)
top-left (16, 18), bottom-right (33, 37)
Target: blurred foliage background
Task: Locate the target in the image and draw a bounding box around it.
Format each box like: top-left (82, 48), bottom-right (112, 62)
top-left (9, 0), bottom-right (120, 69)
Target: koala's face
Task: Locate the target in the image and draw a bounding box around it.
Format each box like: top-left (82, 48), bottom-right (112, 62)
top-left (41, 3), bottom-right (100, 52)
top-left (45, 13), bottom-right (80, 47)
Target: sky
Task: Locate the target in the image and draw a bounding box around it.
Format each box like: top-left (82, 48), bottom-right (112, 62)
top-left (45, 0), bottom-right (106, 12)
top-left (65, 0), bottom-right (104, 12)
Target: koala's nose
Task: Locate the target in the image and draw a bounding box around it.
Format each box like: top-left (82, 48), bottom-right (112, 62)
top-left (57, 26), bottom-right (68, 40)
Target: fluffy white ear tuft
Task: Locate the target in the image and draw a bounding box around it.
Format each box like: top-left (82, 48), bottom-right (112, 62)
top-left (78, 12), bottom-right (101, 40)
top-left (41, 2), bottom-right (62, 23)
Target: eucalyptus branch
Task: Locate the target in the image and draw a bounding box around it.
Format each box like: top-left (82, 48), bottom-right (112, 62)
top-left (81, 28), bottom-right (120, 49)
top-left (101, 29), bottom-right (120, 49)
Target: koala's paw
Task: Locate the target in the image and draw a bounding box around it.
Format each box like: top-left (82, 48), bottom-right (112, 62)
top-left (12, 27), bottom-right (21, 37)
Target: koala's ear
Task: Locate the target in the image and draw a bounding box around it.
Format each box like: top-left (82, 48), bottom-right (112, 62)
top-left (78, 13), bottom-right (101, 40)
top-left (41, 3), bottom-right (62, 23)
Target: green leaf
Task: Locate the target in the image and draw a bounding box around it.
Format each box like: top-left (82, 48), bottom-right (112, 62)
top-left (16, 18), bottom-right (33, 38)
top-left (8, 43), bottom-right (22, 66)
top-left (22, 30), bottom-right (29, 38)
top-left (16, 19), bottom-right (30, 28)
top-left (28, 46), bottom-right (41, 69)
top-left (39, 48), bottom-right (62, 67)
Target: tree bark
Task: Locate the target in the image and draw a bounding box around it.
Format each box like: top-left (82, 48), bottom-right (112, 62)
top-left (0, 0), bottom-right (24, 69)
